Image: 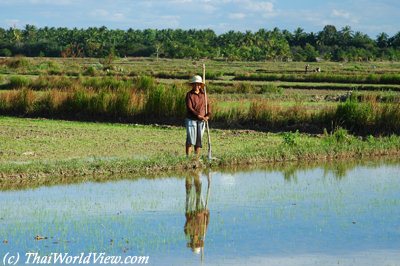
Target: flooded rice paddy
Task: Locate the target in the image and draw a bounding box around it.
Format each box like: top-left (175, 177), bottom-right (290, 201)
top-left (0, 160), bottom-right (399, 265)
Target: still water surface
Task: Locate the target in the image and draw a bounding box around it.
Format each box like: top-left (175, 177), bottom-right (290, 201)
top-left (0, 160), bottom-right (399, 265)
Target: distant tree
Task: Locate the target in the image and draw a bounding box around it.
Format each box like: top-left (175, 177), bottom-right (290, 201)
top-left (318, 25), bottom-right (338, 46)
top-left (376, 32), bottom-right (389, 48)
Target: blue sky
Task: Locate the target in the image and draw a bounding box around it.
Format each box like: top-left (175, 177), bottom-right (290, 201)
top-left (0, 0), bottom-right (399, 37)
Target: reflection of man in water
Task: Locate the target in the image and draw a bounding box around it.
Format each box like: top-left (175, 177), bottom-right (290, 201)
top-left (184, 170), bottom-right (211, 254)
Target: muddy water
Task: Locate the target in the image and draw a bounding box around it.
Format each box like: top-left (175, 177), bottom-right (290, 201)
top-left (0, 160), bottom-right (399, 265)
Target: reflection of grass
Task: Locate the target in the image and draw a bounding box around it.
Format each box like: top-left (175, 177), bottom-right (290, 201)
top-left (1, 116), bottom-right (400, 180)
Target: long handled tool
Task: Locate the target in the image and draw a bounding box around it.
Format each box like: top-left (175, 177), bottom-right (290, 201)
top-left (201, 170), bottom-right (212, 262)
top-left (202, 64), bottom-right (212, 162)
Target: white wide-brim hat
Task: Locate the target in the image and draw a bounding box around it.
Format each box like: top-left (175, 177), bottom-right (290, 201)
top-left (189, 75), bottom-right (204, 84)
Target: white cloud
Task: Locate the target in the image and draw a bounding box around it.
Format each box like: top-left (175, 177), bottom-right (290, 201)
top-left (246, 1), bottom-right (274, 13)
top-left (331, 9), bottom-right (350, 19)
top-left (238, 0), bottom-right (276, 18)
top-left (202, 3), bottom-right (217, 13)
top-left (89, 9), bottom-right (126, 22)
top-left (229, 13), bottom-right (246, 19)
top-left (331, 9), bottom-right (359, 24)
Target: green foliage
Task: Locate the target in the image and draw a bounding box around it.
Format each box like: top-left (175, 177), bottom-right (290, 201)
top-left (324, 127), bottom-right (352, 144)
top-left (144, 84), bottom-right (186, 118)
top-left (31, 76), bottom-right (73, 90)
top-left (235, 73), bottom-right (400, 84)
top-left (0, 26), bottom-right (397, 61)
top-left (0, 48), bottom-right (12, 57)
top-left (11, 89), bottom-right (35, 114)
top-left (282, 130), bottom-right (299, 146)
top-left (83, 66), bottom-right (97, 76)
top-left (9, 75), bottom-right (30, 88)
top-left (335, 100), bottom-right (375, 131)
top-left (5, 57), bottom-right (31, 69)
top-left (82, 76), bottom-right (132, 91)
top-left (332, 127), bottom-right (351, 143)
top-left (37, 60), bottom-right (62, 74)
top-left (135, 76), bottom-right (156, 92)
top-left (109, 88), bottom-right (131, 117)
top-left (235, 82), bottom-right (254, 94)
top-left (259, 83), bottom-right (283, 94)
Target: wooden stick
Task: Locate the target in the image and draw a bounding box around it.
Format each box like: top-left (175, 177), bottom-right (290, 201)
top-left (202, 64), bottom-right (212, 162)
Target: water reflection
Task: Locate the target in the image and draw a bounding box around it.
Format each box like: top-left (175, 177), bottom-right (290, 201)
top-left (1, 158), bottom-right (399, 191)
top-left (184, 170), bottom-right (211, 256)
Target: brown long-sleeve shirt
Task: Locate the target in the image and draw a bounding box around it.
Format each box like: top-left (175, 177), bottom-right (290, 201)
top-left (186, 89), bottom-right (211, 120)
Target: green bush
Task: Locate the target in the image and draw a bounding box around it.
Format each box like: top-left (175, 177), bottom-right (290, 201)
top-left (9, 75), bottom-right (30, 88)
top-left (88, 89), bottom-right (111, 116)
top-left (109, 88), bottom-right (131, 117)
top-left (144, 84), bottom-right (186, 118)
top-left (335, 100), bottom-right (375, 132)
top-left (282, 130), bottom-right (299, 146)
top-left (33, 92), bottom-right (55, 115)
top-left (11, 89), bottom-right (35, 114)
top-left (5, 57), bottom-right (31, 69)
top-left (83, 66), bottom-right (97, 76)
top-left (235, 82), bottom-right (253, 93)
top-left (0, 48), bottom-right (12, 57)
top-left (259, 83), bottom-right (283, 94)
top-left (134, 76), bottom-right (156, 92)
top-left (82, 77), bottom-right (132, 91)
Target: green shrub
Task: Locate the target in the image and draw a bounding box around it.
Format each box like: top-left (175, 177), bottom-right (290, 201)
top-left (377, 103), bottom-right (400, 134)
top-left (135, 76), bottom-right (156, 92)
top-left (88, 89), bottom-right (110, 116)
top-left (259, 83), bottom-right (283, 94)
top-left (282, 130), bottom-right (299, 146)
top-left (332, 127), bottom-right (350, 143)
top-left (83, 77), bottom-right (132, 91)
top-left (335, 100), bottom-right (375, 132)
top-left (33, 92), bottom-right (55, 115)
top-left (0, 48), bottom-right (12, 57)
top-left (110, 88), bottom-right (131, 117)
top-left (9, 75), bottom-right (30, 88)
top-left (235, 82), bottom-right (253, 93)
top-left (11, 89), bottom-right (35, 114)
top-left (144, 83), bottom-right (185, 118)
top-left (83, 66), bottom-right (97, 76)
top-left (5, 57), bottom-right (31, 69)
top-left (30, 76), bottom-right (73, 90)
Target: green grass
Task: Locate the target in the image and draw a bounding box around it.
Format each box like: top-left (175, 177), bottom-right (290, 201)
top-left (1, 116), bottom-right (400, 179)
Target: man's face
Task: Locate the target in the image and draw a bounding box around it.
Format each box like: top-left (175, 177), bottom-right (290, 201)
top-left (191, 83), bottom-right (202, 91)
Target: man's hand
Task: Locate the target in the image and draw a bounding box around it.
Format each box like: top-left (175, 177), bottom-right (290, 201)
top-left (203, 116), bottom-right (209, 121)
top-left (197, 115), bottom-right (205, 120)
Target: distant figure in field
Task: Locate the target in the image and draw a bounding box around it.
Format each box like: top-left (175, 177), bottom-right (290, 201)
top-left (305, 64), bottom-right (310, 73)
top-left (185, 75), bottom-right (211, 158)
top-left (315, 67), bottom-right (321, 73)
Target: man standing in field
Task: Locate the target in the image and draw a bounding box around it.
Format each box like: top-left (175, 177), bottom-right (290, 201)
top-left (185, 75), bottom-right (211, 158)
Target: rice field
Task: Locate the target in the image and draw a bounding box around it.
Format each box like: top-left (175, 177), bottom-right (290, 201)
top-left (1, 160), bottom-right (399, 265)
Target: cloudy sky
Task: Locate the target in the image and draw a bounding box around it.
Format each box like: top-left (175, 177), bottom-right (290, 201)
top-left (0, 0), bottom-right (398, 37)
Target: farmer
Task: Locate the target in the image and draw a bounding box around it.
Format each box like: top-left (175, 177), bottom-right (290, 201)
top-left (185, 75), bottom-right (211, 157)
top-left (305, 64), bottom-right (310, 73)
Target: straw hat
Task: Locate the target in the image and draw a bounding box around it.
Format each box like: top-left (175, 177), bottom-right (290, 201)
top-left (189, 75), bottom-right (204, 84)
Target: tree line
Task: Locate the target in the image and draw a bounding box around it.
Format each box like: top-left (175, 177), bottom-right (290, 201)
top-left (0, 25), bottom-right (399, 61)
